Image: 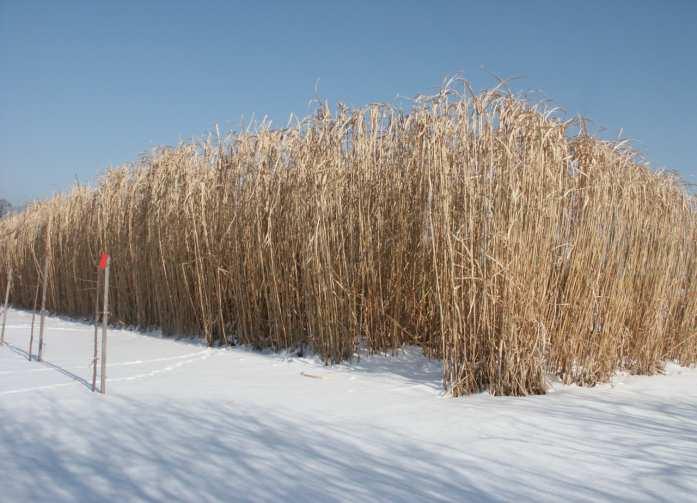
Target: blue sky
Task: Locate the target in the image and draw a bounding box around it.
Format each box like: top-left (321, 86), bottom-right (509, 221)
top-left (2, 0), bottom-right (696, 204)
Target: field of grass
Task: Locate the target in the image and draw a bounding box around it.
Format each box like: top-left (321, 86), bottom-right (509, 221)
top-left (1, 80), bottom-right (696, 396)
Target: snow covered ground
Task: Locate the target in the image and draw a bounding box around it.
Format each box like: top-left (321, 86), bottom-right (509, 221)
top-left (1, 307), bottom-right (696, 502)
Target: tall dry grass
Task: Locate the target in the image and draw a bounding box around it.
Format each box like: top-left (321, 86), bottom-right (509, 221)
top-left (1, 81), bottom-right (695, 395)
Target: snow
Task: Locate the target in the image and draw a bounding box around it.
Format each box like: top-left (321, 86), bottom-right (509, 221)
top-left (1, 307), bottom-right (696, 502)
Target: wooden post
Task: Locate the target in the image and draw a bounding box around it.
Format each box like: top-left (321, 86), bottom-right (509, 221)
top-left (1, 267), bottom-right (12, 345)
top-left (100, 255), bottom-right (110, 394)
top-left (92, 264), bottom-right (101, 392)
top-left (37, 252), bottom-right (50, 361)
top-left (28, 282), bottom-right (40, 360)
top-left (37, 219), bottom-right (51, 362)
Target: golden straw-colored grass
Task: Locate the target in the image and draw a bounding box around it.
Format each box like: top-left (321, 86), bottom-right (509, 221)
top-left (1, 81), bottom-right (695, 395)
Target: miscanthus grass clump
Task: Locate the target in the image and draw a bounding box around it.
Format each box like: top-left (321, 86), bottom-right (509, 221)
top-left (1, 80), bottom-right (696, 396)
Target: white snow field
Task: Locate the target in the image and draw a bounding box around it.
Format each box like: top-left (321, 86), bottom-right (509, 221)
top-left (1, 308), bottom-right (696, 503)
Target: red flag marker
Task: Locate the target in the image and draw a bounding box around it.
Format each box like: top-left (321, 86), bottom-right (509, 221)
top-left (99, 253), bottom-right (109, 270)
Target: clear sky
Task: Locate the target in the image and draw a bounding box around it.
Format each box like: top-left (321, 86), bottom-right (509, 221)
top-left (2, 0), bottom-right (696, 205)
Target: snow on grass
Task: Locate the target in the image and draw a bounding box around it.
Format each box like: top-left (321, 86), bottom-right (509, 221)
top-left (1, 308), bottom-right (696, 502)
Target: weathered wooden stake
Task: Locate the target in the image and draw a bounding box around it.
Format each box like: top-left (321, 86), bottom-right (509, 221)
top-left (92, 264), bottom-right (102, 392)
top-left (28, 281), bottom-right (40, 360)
top-left (1, 268), bottom-right (12, 345)
top-left (37, 219), bottom-right (51, 362)
top-left (100, 256), bottom-right (111, 394)
top-left (37, 254), bottom-right (50, 361)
